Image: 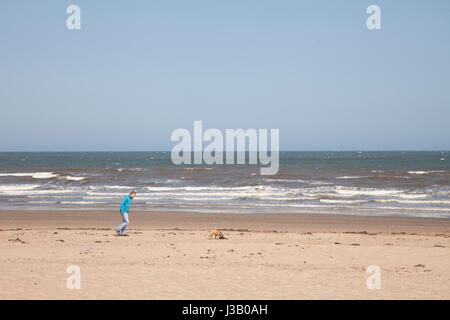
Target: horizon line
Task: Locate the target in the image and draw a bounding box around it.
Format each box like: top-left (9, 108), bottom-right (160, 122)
top-left (0, 150), bottom-right (448, 153)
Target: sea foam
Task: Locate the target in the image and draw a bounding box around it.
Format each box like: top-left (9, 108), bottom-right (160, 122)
top-left (0, 172), bottom-right (58, 179)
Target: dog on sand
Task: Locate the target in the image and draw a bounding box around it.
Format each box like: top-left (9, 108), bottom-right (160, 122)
top-left (208, 229), bottom-right (225, 239)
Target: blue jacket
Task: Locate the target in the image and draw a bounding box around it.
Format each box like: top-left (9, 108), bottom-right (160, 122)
top-left (120, 195), bottom-right (132, 214)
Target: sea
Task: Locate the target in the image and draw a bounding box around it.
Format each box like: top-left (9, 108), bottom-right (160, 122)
top-left (0, 151), bottom-right (449, 218)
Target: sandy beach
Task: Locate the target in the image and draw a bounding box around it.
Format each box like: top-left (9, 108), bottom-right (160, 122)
top-left (0, 210), bottom-right (449, 299)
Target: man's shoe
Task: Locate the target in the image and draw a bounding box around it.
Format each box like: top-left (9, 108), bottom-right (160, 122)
top-left (121, 233), bottom-right (129, 237)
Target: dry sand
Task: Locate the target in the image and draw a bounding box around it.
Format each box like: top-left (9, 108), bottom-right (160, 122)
top-left (0, 210), bottom-right (449, 299)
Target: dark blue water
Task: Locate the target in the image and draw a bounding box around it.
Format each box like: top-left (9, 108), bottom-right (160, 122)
top-left (0, 152), bottom-right (449, 217)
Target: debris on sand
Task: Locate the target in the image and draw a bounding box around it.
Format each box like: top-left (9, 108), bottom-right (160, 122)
top-left (9, 238), bottom-right (26, 244)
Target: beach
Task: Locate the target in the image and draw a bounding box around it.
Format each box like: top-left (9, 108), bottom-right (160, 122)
top-left (1, 210), bottom-right (449, 299)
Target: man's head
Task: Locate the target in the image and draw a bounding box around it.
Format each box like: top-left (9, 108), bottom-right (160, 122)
top-left (130, 191), bottom-right (136, 199)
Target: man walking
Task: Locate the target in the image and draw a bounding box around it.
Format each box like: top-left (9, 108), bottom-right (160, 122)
top-left (116, 191), bottom-right (136, 236)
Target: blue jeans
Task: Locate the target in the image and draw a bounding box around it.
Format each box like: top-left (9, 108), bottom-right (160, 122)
top-left (116, 212), bottom-right (129, 235)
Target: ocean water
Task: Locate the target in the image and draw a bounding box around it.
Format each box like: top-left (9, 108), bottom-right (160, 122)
top-left (0, 151), bottom-right (449, 218)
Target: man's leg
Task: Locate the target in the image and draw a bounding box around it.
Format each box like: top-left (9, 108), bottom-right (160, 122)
top-left (116, 212), bottom-right (129, 235)
top-left (121, 212), bottom-right (129, 235)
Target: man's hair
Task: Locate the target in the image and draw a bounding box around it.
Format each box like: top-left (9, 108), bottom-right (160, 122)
top-left (130, 191), bottom-right (136, 195)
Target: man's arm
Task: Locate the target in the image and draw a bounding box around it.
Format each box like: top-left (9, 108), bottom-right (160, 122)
top-left (120, 197), bottom-right (129, 213)
top-left (124, 197), bottom-right (130, 213)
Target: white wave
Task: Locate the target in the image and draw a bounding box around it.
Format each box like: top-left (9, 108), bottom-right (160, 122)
top-left (0, 188), bottom-right (76, 196)
top-left (86, 190), bottom-right (291, 198)
top-left (27, 200), bottom-right (56, 204)
top-left (309, 181), bottom-right (333, 185)
top-left (88, 185), bottom-right (134, 190)
top-left (0, 184), bottom-right (40, 192)
top-left (263, 178), bottom-right (307, 183)
top-left (0, 172), bottom-right (58, 179)
top-left (85, 191), bottom-right (128, 197)
top-left (165, 179), bottom-right (182, 183)
top-left (396, 193), bottom-right (429, 199)
top-left (336, 176), bottom-right (367, 179)
top-left (27, 195), bottom-right (75, 199)
top-left (365, 206), bottom-right (450, 212)
top-left (376, 199), bottom-right (450, 205)
top-left (82, 196), bottom-right (118, 200)
top-left (149, 197), bottom-right (235, 202)
top-left (59, 201), bottom-right (112, 205)
top-left (407, 170), bottom-right (445, 175)
top-left (320, 199), bottom-right (367, 204)
top-left (146, 185), bottom-right (265, 192)
top-left (408, 171), bottom-right (428, 175)
top-left (250, 203), bottom-right (332, 209)
top-left (82, 194), bottom-right (315, 202)
top-left (65, 176), bottom-right (86, 181)
top-left (334, 186), bottom-right (402, 197)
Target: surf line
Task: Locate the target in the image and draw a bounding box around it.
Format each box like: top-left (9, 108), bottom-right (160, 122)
top-left (170, 120), bottom-right (279, 175)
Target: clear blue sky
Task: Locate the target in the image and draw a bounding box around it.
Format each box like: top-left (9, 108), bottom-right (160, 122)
top-left (1, 0), bottom-right (449, 151)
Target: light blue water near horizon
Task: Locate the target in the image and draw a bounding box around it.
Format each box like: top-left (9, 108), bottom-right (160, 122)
top-left (0, 151), bottom-right (449, 218)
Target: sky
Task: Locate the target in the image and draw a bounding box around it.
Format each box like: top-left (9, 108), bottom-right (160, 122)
top-left (0, 0), bottom-right (449, 151)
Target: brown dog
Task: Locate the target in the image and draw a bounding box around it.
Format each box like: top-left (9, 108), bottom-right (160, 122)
top-left (208, 229), bottom-right (224, 239)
